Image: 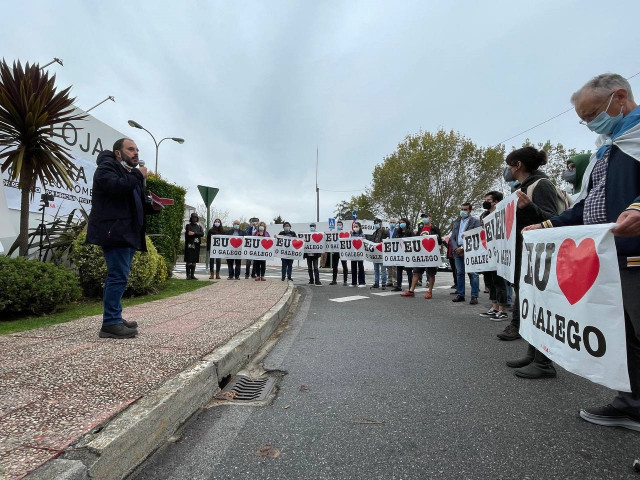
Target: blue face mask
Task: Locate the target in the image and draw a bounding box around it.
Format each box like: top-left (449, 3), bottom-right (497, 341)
top-left (310, 226), bottom-right (316, 232)
top-left (587, 93), bottom-right (624, 135)
top-left (337, 225), bottom-right (343, 231)
top-left (374, 224), bottom-right (380, 230)
top-left (400, 222), bottom-right (407, 229)
top-left (284, 226), bottom-right (290, 232)
top-left (507, 180), bottom-right (520, 188)
top-left (460, 211), bottom-right (469, 218)
top-left (389, 223), bottom-right (396, 229)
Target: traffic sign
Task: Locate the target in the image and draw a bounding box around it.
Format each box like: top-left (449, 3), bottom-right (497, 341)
top-left (328, 218), bottom-right (336, 230)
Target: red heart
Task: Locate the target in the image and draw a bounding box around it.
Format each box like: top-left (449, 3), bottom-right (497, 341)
top-left (261, 239), bottom-right (273, 250)
top-left (230, 237), bottom-right (243, 248)
top-left (556, 238), bottom-right (600, 305)
top-left (421, 237), bottom-right (436, 252)
top-left (375, 243), bottom-right (383, 252)
top-left (292, 239), bottom-right (303, 250)
top-left (312, 233), bottom-right (324, 243)
top-left (480, 229), bottom-right (487, 249)
top-left (339, 232), bottom-right (350, 238)
top-left (505, 201), bottom-right (515, 240)
top-left (352, 239), bottom-right (363, 250)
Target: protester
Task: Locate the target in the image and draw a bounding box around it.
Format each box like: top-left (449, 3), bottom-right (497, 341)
top-left (370, 218), bottom-right (388, 289)
top-left (278, 221), bottom-right (296, 281)
top-left (330, 220), bottom-right (349, 285)
top-left (392, 218), bottom-right (413, 292)
top-left (401, 227), bottom-right (442, 299)
top-left (563, 152), bottom-right (591, 199)
top-left (449, 203), bottom-right (481, 304)
top-left (304, 222), bottom-right (322, 286)
top-left (184, 213), bottom-right (204, 280)
top-left (253, 221), bottom-right (269, 281)
top-left (478, 192), bottom-right (509, 320)
top-left (386, 218), bottom-right (398, 288)
top-left (226, 220), bottom-right (244, 280)
top-left (245, 217), bottom-right (259, 279)
top-left (525, 73), bottom-right (640, 426)
top-left (417, 213), bottom-right (442, 291)
top-left (206, 218), bottom-right (225, 279)
top-left (86, 138), bottom-right (161, 339)
top-left (350, 221), bottom-right (366, 287)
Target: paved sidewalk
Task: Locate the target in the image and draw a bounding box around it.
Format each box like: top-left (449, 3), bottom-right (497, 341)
top-left (0, 279), bottom-right (290, 480)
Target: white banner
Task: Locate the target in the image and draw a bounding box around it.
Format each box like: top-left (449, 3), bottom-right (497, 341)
top-left (324, 231), bottom-right (350, 252)
top-left (363, 239), bottom-right (383, 263)
top-left (298, 232), bottom-right (326, 254)
top-left (242, 236), bottom-right (277, 261)
top-left (210, 235), bottom-right (244, 259)
top-left (274, 235), bottom-right (305, 260)
top-left (382, 236), bottom-right (442, 267)
top-left (463, 226), bottom-right (496, 273)
top-left (491, 192), bottom-right (518, 282)
top-left (1, 107), bottom-right (126, 216)
top-left (381, 238), bottom-right (405, 266)
top-left (519, 224), bottom-right (629, 391)
top-left (339, 237), bottom-right (366, 261)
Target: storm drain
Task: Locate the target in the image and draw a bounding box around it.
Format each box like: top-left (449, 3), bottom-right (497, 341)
top-left (216, 376), bottom-right (277, 403)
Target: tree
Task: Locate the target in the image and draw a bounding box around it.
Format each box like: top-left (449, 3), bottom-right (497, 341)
top-left (334, 200), bottom-right (352, 220)
top-left (195, 203), bottom-right (229, 229)
top-left (273, 214), bottom-right (284, 224)
top-left (368, 129), bottom-right (505, 232)
top-left (335, 192), bottom-right (379, 221)
top-left (0, 60), bottom-right (86, 256)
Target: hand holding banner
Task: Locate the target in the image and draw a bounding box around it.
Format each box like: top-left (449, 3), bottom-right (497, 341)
top-left (463, 226), bottom-right (496, 273)
top-left (298, 232), bottom-right (326, 254)
top-left (274, 235), bottom-right (305, 260)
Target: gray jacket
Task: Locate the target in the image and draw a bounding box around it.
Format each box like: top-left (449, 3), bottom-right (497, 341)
top-left (450, 215), bottom-right (481, 251)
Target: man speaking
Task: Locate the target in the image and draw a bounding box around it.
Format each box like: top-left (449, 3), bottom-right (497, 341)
top-left (86, 138), bottom-right (160, 339)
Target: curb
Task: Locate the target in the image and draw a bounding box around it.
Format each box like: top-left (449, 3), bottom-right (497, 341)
top-left (26, 284), bottom-right (296, 480)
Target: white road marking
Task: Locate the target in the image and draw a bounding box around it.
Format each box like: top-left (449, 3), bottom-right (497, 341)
top-left (329, 295), bottom-right (370, 302)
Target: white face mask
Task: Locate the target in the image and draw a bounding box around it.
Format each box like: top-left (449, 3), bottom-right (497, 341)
top-left (214, 222), bottom-right (221, 227)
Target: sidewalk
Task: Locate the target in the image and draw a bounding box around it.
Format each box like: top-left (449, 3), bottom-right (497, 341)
top-left (0, 279), bottom-right (293, 480)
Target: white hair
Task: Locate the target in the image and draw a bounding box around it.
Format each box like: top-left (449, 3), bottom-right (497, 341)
top-left (571, 73), bottom-right (634, 104)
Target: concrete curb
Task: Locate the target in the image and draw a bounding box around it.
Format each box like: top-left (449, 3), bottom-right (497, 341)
top-left (26, 284), bottom-right (296, 480)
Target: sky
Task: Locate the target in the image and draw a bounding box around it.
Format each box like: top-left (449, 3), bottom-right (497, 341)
top-left (3, 0), bottom-right (640, 224)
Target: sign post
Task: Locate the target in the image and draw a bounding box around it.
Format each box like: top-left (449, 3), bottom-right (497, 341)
top-left (197, 185), bottom-right (219, 233)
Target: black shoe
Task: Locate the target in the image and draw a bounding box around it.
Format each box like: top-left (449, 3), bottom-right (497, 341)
top-left (370, 284), bottom-right (379, 289)
top-left (450, 291), bottom-right (459, 295)
top-left (497, 324), bottom-right (521, 341)
top-left (245, 275), bottom-right (249, 279)
top-left (235, 277), bottom-right (240, 280)
top-left (251, 274), bottom-right (257, 278)
top-left (386, 283), bottom-right (394, 287)
top-left (329, 281), bottom-right (337, 285)
top-left (315, 281), bottom-right (322, 286)
top-left (492, 312), bottom-right (509, 322)
top-left (392, 287), bottom-right (402, 292)
top-left (227, 276), bottom-right (234, 280)
top-left (99, 324), bottom-right (138, 339)
top-left (469, 297), bottom-right (478, 305)
top-left (287, 277), bottom-right (293, 281)
top-left (579, 404), bottom-right (640, 431)
top-left (122, 319), bottom-right (138, 329)
top-left (452, 295), bottom-right (465, 302)
top-left (450, 285), bottom-right (457, 289)
top-left (308, 280), bottom-right (314, 285)
top-left (417, 282), bottom-right (423, 287)
top-left (514, 362), bottom-right (557, 379)
top-left (381, 285), bottom-right (386, 290)
top-left (282, 277), bottom-right (285, 281)
top-left (506, 345), bottom-right (535, 368)
top-left (343, 282), bottom-right (348, 286)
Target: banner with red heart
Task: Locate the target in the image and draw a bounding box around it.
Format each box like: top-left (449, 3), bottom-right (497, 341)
top-left (461, 226), bottom-right (495, 273)
top-left (230, 237), bottom-right (243, 249)
top-left (298, 232), bottom-right (326, 254)
top-left (519, 224), bottom-right (628, 392)
top-left (489, 193), bottom-right (518, 283)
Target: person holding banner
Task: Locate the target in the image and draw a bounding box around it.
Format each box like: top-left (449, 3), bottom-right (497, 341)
top-left (386, 218), bottom-right (399, 288)
top-left (184, 213), bottom-right (204, 280)
top-left (370, 218), bottom-right (388, 289)
top-left (245, 217), bottom-right (259, 279)
top-left (525, 73), bottom-right (640, 428)
top-left (304, 222), bottom-right (322, 286)
top-left (400, 228), bottom-right (442, 299)
top-left (226, 221), bottom-right (244, 280)
top-left (350, 221), bottom-right (366, 287)
top-left (278, 221), bottom-right (296, 281)
top-left (450, 203), bottom-right (481, 304)
top-left (253, 222), bottom-right (270, 281)
top-left (330, 220), bottom-right (349, 286)
top-left (391, 218), bottom-right (413, 292)
top-left (207, 218), bottom-right (225, 279)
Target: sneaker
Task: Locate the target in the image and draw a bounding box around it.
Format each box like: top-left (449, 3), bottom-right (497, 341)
top-left (579, 404), bottom-right (640, 432)
top-left (479, 308), bottom-right (498, 317)
top-left (401, 290), bottom-right (415, 297)
top-left (424, 291), bottom-right (432, 299)
top-left (452, 295), bottom-right (465, 303)
top-left (122, 319), bottom-right (138, 329)
top-left (315, 281), bottom-right (323, 286)
top-left (308, 280), bottom-right (314, 285)
top-left (358, 284), bottom-right (366, 288)
top-left (392, 287), bottom-right (402, 292)
top-left (329, 280), bottom-right (337, 285)
top-left (381, 285), bottom-right (386, 291)
top-left (370, 284), bottom-right (379, 289)
top-left (492, 312), bottom-right (509, 321)
top-left (450, 285), bottom-right (457, 289)
top-left (349, 284), bottom-right (356, 287)
top-left (497, 324), bottom-right (521, 341)
top-left (469, 297), bottom-right (478, 305)
top-left (99, 323), bottom-right (138, 339)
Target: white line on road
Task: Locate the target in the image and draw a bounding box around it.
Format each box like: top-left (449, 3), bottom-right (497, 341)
top-left (329, 295), bottom-right (370, 302)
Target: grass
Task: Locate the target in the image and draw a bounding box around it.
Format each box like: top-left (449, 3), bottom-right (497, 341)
top-left (0, 278), bottom-right (210, 336)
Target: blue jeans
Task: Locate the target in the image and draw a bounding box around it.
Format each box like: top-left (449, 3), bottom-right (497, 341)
top-left (373, 263), bottom-right (387, 286)
top-left (102, 247), bottom-right (136, 326)
top-left (454, 253), bottom-right (479, 298)
top-left (281, 259), bottom-right (293, 279)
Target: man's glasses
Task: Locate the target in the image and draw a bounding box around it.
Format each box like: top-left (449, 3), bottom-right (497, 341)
top-left (579, 91), bottom-right (615, 125)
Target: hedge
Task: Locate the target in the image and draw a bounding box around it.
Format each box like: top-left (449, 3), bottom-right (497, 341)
top-left (145, 175), bottom-right (186, 277)
top-left (71, 232), bottom-right (167, 298)
top-left (0, 256), bottom-right (82, 315)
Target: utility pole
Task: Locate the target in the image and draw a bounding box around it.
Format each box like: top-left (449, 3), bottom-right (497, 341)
top-left (316, 146), bottom-right (320, 222)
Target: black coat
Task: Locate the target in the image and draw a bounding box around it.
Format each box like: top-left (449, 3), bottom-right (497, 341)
top-left (86, 150), bottom-right (157, 251)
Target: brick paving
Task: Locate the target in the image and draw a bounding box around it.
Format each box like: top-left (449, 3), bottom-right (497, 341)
top-left (0, 279), bottom-right (289, 480)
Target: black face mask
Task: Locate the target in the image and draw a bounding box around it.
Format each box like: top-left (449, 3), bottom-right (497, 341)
top-left (482, 201), bottom-right (492, 210)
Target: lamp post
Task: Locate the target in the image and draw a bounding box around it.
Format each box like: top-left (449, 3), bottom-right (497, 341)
top-left (127, 120), bottom-right (184, 175)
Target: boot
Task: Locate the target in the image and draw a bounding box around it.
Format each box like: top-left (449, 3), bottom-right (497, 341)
top-left (506, 344), bottom-right (535, 368)
top-left (216, 272), bottom-right (220, 279)
top-left (187, 265), bottom-right (193, 280)
top-left (209, 272), bottom-right (215, 279)
top-left (514, 350), bottom-right (557, 378)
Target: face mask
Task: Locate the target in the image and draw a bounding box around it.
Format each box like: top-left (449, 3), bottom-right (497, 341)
top-left (562, 169), bottom-right (577, 184)
top-left (503, 166), bottom-right (515, 182)
top-left (310, 226), bottom-right (316, 232)
top-left (400, 222), bottom-right (407, 229)
top-left (233, 224), bottom-right (239, 230)
top-left (482, 201), bottom-right (492, 210)
top-left (214, 222), bottom-right (220, 227)
top-left (374, 224), bottom-right (380, 230)
top-left (422, 218), bottom-right (428, 223)
top-left (284, 226), bottom-right (290, 232)
top-left (354, 227), bottom-right (360, 233)
top-left (259, 226), bottom-right (264, 232)
top-left (337, 225), bottom-right (343, 231)
top-left (587, 94), bottom-right (624, 135)
top-left (507, 180), bottom-right (520, 188)
top-left (460, 211), bottom-right (469, 218)
top-left (389, 223), bottom-right (396, 229)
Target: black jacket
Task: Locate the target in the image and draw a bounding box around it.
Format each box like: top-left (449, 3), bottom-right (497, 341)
top-left (86, 150), bottom-right (157, 251)
top-left (370, 227), bottom-right (388, 243)
top-left (278, 230), bottom-right (297, 237)
top-left (206, 225), bottom-right (226, 247)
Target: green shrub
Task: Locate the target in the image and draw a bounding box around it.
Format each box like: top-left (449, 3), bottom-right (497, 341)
top-left (71, 232), bottom-right (168, 298)
top-left (145, 175), bottom-right (186, 277)
top-left (0, 256), bottom-right (81, 315)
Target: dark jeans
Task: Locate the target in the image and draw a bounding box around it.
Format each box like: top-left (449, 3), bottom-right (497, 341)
top-left (102, 246), bottom-right (136, 326)
top-left (209, 257), bottom-right (221, 273)
top-left (454, 253), bottom-right (479, 297)
top-left (245, 260), bottom-right (252, 277)
top-left (448, 256), bottom-right (457, 286)
top-left (509, 252), bottom-right (523, 329)
top-left (227, 259), bottom-right (241, 278)
top-left (331, 252), bottom-right (348, 282)
top-left (281, 259), bottom-right (293, 279)
top-left (307, 256), bottom-right (320, 283)
top-left (351, 260), bottom-right (365, 285)
top-left (397, 266), bottom-right (412, 289)
top-left (255, 260), bottom-right (266, 277)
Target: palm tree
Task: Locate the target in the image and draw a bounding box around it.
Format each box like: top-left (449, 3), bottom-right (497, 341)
top-left (0, 59), bottom-right (86, 256)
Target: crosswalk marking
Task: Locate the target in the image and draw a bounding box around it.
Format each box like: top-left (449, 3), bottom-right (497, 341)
top-left (329, 295), bottom-right (370, 303)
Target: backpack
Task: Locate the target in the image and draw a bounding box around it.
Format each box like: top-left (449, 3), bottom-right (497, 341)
top-left (526, 178), bottom-right (572, 214)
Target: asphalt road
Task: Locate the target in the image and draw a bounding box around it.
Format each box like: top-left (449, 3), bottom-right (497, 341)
top-left (133, 267), bottom-right (640, 479)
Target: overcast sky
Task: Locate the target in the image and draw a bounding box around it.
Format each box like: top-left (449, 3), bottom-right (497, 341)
top-left (4, 0), bottom-right (640, 224)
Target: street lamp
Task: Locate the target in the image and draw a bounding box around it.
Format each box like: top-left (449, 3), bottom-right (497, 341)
top-left (127, 119), bottom-right (184, 175)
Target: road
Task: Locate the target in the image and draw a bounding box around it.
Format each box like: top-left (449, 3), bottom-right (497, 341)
top-left (133, 266), bottom-right (640, 479)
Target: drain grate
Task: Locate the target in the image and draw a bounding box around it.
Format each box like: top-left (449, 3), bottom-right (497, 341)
top-left (217, 376), bottom-right (276, 403)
